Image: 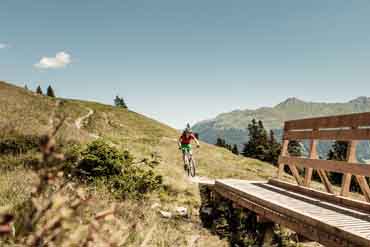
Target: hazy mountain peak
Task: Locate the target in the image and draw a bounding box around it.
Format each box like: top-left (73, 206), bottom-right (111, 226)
top-left (349, 96), bottom-right (370, 104)
top-left (193, 96), bottom-right (370, 146)
top-left (275, 97), bottom-right (305, 108)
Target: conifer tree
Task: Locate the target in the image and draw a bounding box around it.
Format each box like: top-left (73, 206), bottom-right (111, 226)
top-left (288, 140), bottom-right (302, 157)
top-left (242, 119), bottom-right (270, 161)
top-left (216, 138), bottom-right (226, 148)
top-left (327, 141), bottom-right (348, 186)
top-left (266, 130), bottom-right (281, 165)
top-left (242, 119), bottom-right (259, 157)
top-left (36, 85), bottom-right (43, 95)
top-left (47, 85), bottom-right (56, 97)
top-left (114, 96), bottom-right (128, 109)
top-left (232, 144), bottom-right (239, 155)
top-left (328, 141), bottom-right (348, 161)
top-left (257, 120), bottom-right (268, 146)
top-left (24, 84), bottom-right (29, 90)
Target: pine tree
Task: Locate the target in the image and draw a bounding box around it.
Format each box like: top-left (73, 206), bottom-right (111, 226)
top-left (36, 85), bottom-right (43, 95)
top-left (232, 144), bottom-right (239, 155)
top-left (46, 85), bottom-right (56, 97)
top-left (257, 120), bottom-right (268, 146)
top-left (327, 141), bottom-right (348, 186)
top-left (328, 141), bottom-right (348, 161)
top-left (216, 138), bottom-right (226, 147)
top-left (242, 119), bottom-right (270, 161)
top-left (242, 119), bottom-right (259, 157)
top-left (114, 96), bottom-right (128, 108)
top-left (266, 130), bottom-right (281, 165)
top-left (24, 84), bottom-right (29, 90)
top-left (288, 140), bottom-right (302, 157)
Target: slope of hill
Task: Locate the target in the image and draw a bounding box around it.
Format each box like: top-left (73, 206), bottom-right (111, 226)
top-left (193, 97), bottom-right (370, 146)
top-left (0, 81), bottom-right (278, 246)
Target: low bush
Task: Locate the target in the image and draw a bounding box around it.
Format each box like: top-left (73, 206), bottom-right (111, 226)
top-left (0, 135), bottom-right (40, 155)
top-left (75, 140), bottom-right (129, 179)
top-left (71, 139), bottom-right (163, 198)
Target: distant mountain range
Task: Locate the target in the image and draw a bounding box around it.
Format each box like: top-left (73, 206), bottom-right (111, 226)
top-left (192, 97), bottom-right (370, 161)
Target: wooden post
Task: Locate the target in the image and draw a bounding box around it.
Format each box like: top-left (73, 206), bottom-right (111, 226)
top-left (304, 140), bottom-right (317, 187)
top-left (305, 138), bottom-right (333, 193)
top-left (278, 140), bottom-right (289, 179)
top-left (339, 137), bottom-right (370, 201)
top-left (279, 139), bottom-right (303, 185)
top-left (288, 163), bottom-right (303, 186)
top-left (341, 139), bottom-right (356, 197)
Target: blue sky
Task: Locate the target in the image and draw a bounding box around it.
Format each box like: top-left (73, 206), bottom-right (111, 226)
top-left (1, 0), bottom-right (370, 128)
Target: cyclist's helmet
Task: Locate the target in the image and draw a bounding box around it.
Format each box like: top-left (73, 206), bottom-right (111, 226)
top-left (185, 123), bottom-right (192, 133)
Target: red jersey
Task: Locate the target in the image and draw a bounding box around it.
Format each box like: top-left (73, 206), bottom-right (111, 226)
top-left (179, 133), bottom-right (196, 144)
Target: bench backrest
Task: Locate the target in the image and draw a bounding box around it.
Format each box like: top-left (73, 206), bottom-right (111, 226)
top-left (278, 112), bottom-right (370, 201)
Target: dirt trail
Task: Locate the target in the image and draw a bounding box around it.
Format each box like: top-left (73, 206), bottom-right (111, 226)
top-left (188, 175), bottom-right (214, 184)
top-left (75, 108), bottom-right (94, 129)
top-left (49, 99), bottom-right (61, 128)
top-left (160, 136), bottom-right (213, 185)
top-left (74, 108), bottom-right (100, 139)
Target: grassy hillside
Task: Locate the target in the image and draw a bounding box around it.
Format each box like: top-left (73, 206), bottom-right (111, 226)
top-left (0, 81), bottom-right (277, 246)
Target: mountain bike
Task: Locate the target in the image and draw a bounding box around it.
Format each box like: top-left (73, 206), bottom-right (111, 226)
top-left (181, 147), bottom-right (197, 177)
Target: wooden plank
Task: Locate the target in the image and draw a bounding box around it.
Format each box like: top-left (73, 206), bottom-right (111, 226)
top-left (284, 128), bottom-right (370, 141)
top-left (304, 140), bottom-right (317, 187)
top-left (277, 140), bottom-right (289, 179)
top-left (284, 112), bottom-right (370, 131)
top-left (288, 163), bottom-right (303, 185)
top-left (268, 179), bottom-right (370, 213)
top-left (278, 156), bottom-right (370, 177)
top-left (198, 180), bottom-right (215, 187)
top-left (256, 215), bottom-right (271, 223)
top-left (317, 169), bottom-right (334, 194)
top-left (214, 186), bottom-right (355, 247)
top-left (259, 183), bottom-right (370, 221)
top-left (215, 181), bottom-right (370, 246)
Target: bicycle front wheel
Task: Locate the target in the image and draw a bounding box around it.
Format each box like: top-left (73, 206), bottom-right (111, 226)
top-left (189, 157), bottom-right (196, 177)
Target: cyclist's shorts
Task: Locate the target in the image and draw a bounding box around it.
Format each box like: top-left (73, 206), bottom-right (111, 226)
top-left (181, 144), bottom-right (192, 154)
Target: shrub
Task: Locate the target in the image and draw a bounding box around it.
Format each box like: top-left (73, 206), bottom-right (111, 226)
top-left (0, 135), bottom-right (40, 155)
top-left (111, 167), bottom-right (163, 198)
top-left (76, 140), bottom-right (131, 179)
top-left (73, 139), bottom-right (162, 198)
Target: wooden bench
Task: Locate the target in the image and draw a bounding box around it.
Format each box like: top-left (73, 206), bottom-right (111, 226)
top-left (278, 112), bottom-right (370, 201)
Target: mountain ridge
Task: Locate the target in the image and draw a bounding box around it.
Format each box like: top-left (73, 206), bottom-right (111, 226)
top-left (192, 96), bottom-right (370, 147)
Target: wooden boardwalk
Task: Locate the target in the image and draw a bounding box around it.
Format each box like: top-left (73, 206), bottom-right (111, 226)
top-left (208, 112), bottom-right (370, 247)
top-left (215, 179), bottom-right (370, 246)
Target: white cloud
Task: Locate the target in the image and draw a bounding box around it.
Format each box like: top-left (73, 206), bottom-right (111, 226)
top-left (0, 43), bottom-right (9, 49)
top-left (35, 51), bottom-right (72, 69)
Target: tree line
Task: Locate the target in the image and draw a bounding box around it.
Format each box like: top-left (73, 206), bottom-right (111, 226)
top-left (234, 118), bottom-right (365, 192)
top-left (25, 84), bottom-right (129, 109)
top-left (236, 119), bottom-right (301, 164)
top-left (215, 138), bottom-right (239, 155)
top-left (25, 84), bottom-right (57, 97)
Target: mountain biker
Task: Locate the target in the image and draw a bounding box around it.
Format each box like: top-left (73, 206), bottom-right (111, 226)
top-left (178, 124), bottom-right (200, 166)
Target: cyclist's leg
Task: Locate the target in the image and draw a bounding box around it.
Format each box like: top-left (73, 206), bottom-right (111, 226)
top-left (182, 149), bottom-right (186, 163)
top-left (182, 150), bottom-right (187, 170)
top-left (181, 144), bottom-right (190, 169)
